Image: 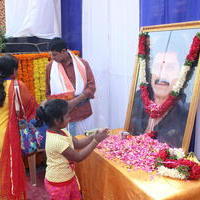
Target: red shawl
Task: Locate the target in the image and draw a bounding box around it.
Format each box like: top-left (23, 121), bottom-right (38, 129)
top-left (0, 80), bottom-right (37, 200)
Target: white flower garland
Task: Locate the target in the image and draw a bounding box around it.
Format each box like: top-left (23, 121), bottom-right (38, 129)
top-left (172, 65), bottom-right (191, 93)
top-left (157, 148), bottom-right (186, 179)
top-left (157, 166), bottom-right (187, 180)
top-left (168, 148), bottom-right (185, 159)
top-left (139, 57), bottom-right (147, 84)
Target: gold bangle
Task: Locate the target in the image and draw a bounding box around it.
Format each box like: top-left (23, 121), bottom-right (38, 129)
top-left (93, 138), bottom-right (98, 145)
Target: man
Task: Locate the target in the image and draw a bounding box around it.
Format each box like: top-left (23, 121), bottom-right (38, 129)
top-left (46, 37), bottom-right (96, 135)
top-left (130, 52), bottom-right (189, 148)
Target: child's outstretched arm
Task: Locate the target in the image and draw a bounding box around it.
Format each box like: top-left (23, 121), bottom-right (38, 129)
top-left (72, 135), bottom-right (95, 149)
top-left (62, 129), bottom-right (109, 162)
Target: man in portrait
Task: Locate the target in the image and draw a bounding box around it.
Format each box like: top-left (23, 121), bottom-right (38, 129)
top-left (129, 52), bottom-right (189, 148)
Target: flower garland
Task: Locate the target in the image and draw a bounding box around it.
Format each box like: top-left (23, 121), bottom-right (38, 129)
top-left (16, 58), bottom-right (35, 95)
top-left (155, 148), bottom-right (200, 180)
top-left (11, 51), bottom-right (80, 103)
top-left (33, 57), bottom-right (49, 103)
top-left (138, 32), bottom-right (200, 119)
top-left (14, 53), bottom-right (51, 97)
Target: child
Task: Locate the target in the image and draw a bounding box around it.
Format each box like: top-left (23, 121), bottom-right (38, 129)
top-left (36, 99), bottom-right (108, 200)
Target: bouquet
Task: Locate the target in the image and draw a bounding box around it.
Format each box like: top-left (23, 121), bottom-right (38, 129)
top-left (155, 148), bottom-right (200, 180)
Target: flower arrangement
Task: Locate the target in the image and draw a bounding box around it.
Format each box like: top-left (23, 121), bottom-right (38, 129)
top-left (155, 148), bottom-right (200, 180)
top-left (16, 58), bottom-right (35, 95)
top-left (33, 57), bottom-right (49, 103)
top-left (97, 133), bottom-right (169, 172)
top-left (138, 32), bottom-right (200, 119)
top-left (14, 53), bottom-right (50, 102)
top-left (97, 133), bottom-right (200, 180)
top-left (12, 51), bottom-right (79, 103)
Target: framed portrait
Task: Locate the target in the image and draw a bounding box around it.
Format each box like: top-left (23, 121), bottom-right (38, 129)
top-left (124, 21), bottom-right (200, 152)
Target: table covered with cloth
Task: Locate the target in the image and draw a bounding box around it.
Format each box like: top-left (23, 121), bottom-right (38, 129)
top-left (75, 129), bottom-right (200, 200)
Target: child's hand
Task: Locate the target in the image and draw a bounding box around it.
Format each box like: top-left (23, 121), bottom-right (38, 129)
top-left (94, 128), bottom-right (109, 143)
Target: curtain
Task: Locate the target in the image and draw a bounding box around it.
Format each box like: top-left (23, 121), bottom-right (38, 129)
top-left (61, 0), bottom-right (82, 52)
top-left (140, 0), bottom-right (200, 26)
top-left (82, 0), bottom-right (140, 130)
top-left (5, 0), bottom-right (61, 39)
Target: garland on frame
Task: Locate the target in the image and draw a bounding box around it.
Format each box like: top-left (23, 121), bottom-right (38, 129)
top-left (138, 32), bottom-right (200, 119)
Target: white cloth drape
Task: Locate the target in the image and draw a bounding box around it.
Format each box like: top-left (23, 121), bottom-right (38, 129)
top-left (5, 0), bottom-right (61, 39)
top-left (82, 0), bottom-right (200, 159)
top-left (82, 0), bottom-right (140, 130)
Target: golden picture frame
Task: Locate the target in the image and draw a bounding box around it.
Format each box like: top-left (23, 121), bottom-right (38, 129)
top-left (124, 21), bottom-right (200, 152)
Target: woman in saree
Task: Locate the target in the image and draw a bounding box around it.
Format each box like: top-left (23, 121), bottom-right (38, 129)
top-left (0, 55), bottom-right (38, 199)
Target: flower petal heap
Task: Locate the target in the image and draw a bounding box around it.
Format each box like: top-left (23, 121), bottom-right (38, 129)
top-left (97, 134), bottom-right (169, 172)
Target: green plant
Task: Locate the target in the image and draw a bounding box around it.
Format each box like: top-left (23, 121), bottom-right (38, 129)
top-left (0, 26), bottom-right (6, 52)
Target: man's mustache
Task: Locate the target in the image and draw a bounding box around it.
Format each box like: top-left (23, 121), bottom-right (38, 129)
top-left (154, 79), bottom-right (170, 86)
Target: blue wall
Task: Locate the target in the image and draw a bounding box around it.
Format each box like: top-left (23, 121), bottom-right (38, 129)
top-left (61, 0), bottom-right (82, 52)
top-left (140, 0), bottom-right (200, 26)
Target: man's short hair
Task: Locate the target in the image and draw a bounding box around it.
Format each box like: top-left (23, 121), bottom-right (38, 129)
top-left (49, 37), bottom-right (68, 52)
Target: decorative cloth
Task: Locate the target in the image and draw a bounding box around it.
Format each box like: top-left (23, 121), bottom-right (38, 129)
top-left (0, 80), bottom-right (37, 199)
top-left (49, 50), bottom-right (87, 99)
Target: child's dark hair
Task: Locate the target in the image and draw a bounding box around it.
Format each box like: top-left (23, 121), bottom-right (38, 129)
top-left (49, 37), bottom-right (68, 52)
top-left (36, 99), bottom-right (69, 127)
top-left (0, 55), bottom-right (18, 107)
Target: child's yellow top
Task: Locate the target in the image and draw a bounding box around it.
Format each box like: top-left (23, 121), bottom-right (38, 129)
top-left (45, 128), bottom-right (75, 182)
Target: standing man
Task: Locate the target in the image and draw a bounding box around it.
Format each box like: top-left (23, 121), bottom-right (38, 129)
top-left (46, 37), bottom-right (96, 136)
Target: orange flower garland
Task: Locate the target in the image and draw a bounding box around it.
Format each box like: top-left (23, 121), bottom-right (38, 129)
top-left (1, 51), bottom-right (79, 103)
top-left (14, 53), bottom-right (50, 96)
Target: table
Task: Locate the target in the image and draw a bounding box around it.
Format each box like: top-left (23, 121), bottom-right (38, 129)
top-left (75, 129), bottom-right (200, 200)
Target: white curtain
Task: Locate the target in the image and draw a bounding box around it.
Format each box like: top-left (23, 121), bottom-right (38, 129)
top-left (82, 0), bottom-right (200, 159)
top-left (82, 0), bottom-right (140, 130)
top-left (5, 0), bottom-right (61, 39)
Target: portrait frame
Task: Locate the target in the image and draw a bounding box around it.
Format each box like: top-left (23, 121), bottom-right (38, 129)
top-left (124, 21), bottom-right (200, 152)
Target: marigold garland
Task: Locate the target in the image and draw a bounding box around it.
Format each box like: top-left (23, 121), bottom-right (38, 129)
top-left (33, 57), bottom-right (49, 103)
top-left (16, 58), bottom-right (35, 95)
top-left (0, 51), bottom-right (80, 103)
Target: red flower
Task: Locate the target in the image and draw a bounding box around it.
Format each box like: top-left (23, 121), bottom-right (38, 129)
top-left (157, 149), bottom-right (169, 160)
top-left (186, 36), bottom-right (200, 62)
top-left (145, 131), bottom-right (157, 139)
top-left (163, 159), bottom-right (179, 168)
top-left (140, 85), bottom-right (178, 118)
top-left (138, 35), bottom-right (149, 56)
top-left (178, 158), bottom-right (196, 168)
top-left (189, 164), bottom-right (200, 179)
